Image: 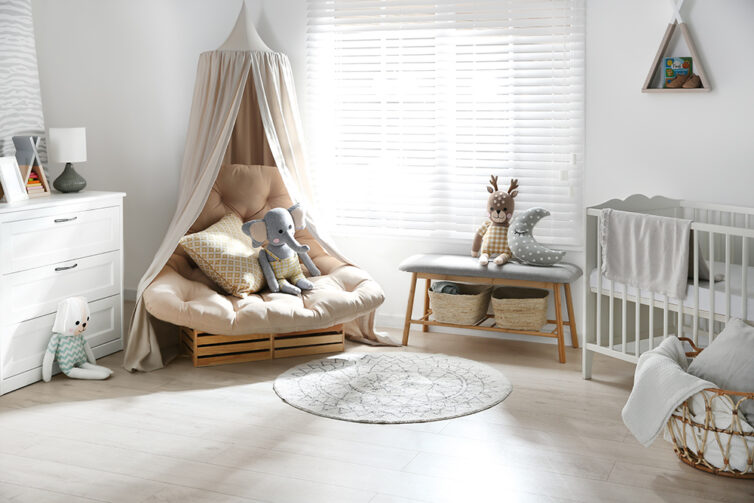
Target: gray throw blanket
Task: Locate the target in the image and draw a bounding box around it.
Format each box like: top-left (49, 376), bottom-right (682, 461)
top-left (600, 209), bottom-right (691, 300)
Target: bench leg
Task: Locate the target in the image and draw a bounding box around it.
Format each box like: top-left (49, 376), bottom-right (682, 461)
top-left (553, 283), bottom-right (566, 363)
top-left (422, 278), bottom-right (431, 333)
top-left (402, 273), bottom-right (418, 346)
top-left (564, 282), bottom-right (579, 349)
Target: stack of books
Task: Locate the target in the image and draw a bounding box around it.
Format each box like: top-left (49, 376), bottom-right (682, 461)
top-left (26, 171), bottom-right (46, 197)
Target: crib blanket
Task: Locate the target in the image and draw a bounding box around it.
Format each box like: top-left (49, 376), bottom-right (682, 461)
top-left (622, 336), bottom-right (714, 446)
top-left (600, 209), bottom-right (691, 299)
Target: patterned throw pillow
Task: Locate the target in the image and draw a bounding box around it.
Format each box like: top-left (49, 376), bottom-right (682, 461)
top-left (179, 213), bottom-right (265, 297)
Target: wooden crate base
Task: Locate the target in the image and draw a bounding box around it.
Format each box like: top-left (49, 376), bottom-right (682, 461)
top-left (273, 326), bottom-right (345, 359)
top-left (181, 325), bottom-right (344, 367)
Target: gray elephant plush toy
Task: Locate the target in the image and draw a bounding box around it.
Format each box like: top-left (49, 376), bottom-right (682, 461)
top-left (242, 203), bottom-right (321, 295)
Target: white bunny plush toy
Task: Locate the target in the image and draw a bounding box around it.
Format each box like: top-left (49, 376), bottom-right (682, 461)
top-left (42, 296), bottom-right (113, 381)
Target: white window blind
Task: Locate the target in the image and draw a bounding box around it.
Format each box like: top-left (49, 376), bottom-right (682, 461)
top-left (306, 0), bottom-right (585, 247)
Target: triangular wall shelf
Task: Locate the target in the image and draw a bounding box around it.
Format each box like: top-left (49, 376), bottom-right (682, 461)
top-left (642, 21), bottom-right (711, 93)
top-left (13, 135), bottom-right (51, 198)
top-left (20, 163), bottom-right (50, 198)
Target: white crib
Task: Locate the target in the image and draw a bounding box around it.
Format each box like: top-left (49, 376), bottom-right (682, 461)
top-left (583, 194), bottom-right (754, 379)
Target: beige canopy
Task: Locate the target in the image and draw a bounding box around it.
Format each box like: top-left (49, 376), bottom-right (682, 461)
top-left (123, 44), bottom-right (393, 372)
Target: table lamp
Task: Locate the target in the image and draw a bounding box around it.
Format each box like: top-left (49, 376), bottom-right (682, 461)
top-left (49, 127), bottom-right (87, 193)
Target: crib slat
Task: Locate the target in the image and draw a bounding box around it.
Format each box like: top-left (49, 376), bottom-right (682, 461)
top-left (743, 216), bottom-right (749, 321)
top-left (678, 293), bottom-right (683, 339)
top-left (693, 229), bottom-right (700, 345)
top-left (622, 285), bottom-right (627, 354)
top-left (725, 233), bottom-right (731, 321)
top-left (649, 291), bottom-right (655, 350)
top-left (663, 295), bottom-right (669, 339)
top-left (596, 222), bottom-right (602, 347)
top-left (609, 280), bottom-right (615, 349)
top-left (709, 232), bottom-right (715, 342)
top-left (635, 287), bottom-right (641, 357)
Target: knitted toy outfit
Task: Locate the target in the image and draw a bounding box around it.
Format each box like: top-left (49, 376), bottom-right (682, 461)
top-left (477, 220), bottom-right (511, 257)
top-left (264, 248), bottom-right (307, 289)
top-left (45, 332), bottom-right (88, 375)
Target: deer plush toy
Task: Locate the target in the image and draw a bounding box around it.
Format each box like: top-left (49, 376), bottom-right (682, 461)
top-left (471, 175), bottom-right (519, 266)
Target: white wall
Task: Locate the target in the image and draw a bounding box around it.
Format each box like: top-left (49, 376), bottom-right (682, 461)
top-left (31, 0), bottom-right (293, 293)
top-left (586, 0), bottom-right (754, 207)
top-left (31, 0), bottom-right (754, 342)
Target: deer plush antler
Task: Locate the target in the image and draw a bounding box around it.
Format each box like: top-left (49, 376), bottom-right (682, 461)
top-left (487, 175), bottom-right (499, 194)
top-left (507, 178), bottom-right (519, 197)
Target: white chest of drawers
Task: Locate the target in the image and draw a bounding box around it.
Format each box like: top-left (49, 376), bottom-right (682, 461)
top-left (0, 191), bottom-right (125, 394)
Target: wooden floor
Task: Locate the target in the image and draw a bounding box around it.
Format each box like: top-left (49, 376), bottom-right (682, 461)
top-left (1, 321), bottom-right (751, 502)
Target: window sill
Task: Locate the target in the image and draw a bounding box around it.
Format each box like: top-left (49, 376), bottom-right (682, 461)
top-left (328, 228), bottom-right (585, 254)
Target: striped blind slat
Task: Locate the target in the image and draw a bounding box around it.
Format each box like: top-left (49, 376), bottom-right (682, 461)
top-left (306, 0), bottom-right (585, 246)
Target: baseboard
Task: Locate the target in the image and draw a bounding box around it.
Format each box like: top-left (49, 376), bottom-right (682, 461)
top-left (375, 313), bottom-right (409, 329)
top-left (124, 288), bottom-right (137, 302)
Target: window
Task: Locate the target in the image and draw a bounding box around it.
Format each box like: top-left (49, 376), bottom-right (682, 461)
top-left (306, 0), bottom-right (585, 247)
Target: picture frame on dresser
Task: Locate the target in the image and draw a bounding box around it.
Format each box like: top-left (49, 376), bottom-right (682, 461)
top-left (0, 191), bottom-right (126, 394)
top-left (0, 156), bottom-right (29, 203)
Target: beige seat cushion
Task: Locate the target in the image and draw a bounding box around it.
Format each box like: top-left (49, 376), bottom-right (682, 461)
top-left (179, 213), bottom-right (265, 297)
top-left (143, 258), bottom-right (384, 335)
top-left (143, 163), bottom-right (384, 335)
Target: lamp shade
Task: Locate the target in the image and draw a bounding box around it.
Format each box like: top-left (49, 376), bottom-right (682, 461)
top-left (48, 127), bottom-right (87, 163)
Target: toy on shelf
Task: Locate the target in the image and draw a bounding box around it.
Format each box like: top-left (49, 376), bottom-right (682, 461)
top-left (508, 207), bottom-right (566, 266)
top-left (42, 297), bottom-right (113, 381)
top-left (242, 203), bottom-right (321, 295)
top-left (471, 175), bottom-right (519, 266)
top-left (13, 135), bottom-right (50, 197)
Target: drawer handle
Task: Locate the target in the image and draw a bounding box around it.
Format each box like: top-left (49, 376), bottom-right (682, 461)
top-left (55, 263), bottom-right (78, 272)
top-left (54, 216), bottom-right (78, 223)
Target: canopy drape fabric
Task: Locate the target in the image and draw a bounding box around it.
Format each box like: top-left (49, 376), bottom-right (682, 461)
top-left (248, 52), bottom-right (351, 267)
top-left (124, 50), bottom-right (392, 372)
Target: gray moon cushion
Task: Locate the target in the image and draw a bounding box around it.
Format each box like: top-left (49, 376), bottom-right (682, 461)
top-left (508, 207), bottom-right (566, 266)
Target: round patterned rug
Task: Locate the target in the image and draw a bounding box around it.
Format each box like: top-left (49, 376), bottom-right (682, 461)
top-left (273, 352), bottom-right (512, 424)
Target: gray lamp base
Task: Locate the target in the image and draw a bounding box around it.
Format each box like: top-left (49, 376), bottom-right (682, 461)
top-left (53, 163), bottom-right (87, 193)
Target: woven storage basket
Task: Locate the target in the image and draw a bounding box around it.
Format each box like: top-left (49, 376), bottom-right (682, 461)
top-left (491, 287), bottom-right (548, 330)
top-left (665, 338), bottom-right (754, 478)
top-left (429, 284), bottom-right (491, 325)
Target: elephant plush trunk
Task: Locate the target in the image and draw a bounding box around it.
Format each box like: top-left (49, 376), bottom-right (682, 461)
top-left (287, 235), bottom-right (309, 253)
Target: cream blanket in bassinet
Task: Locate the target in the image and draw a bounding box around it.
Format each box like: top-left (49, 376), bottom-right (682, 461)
top-left (622, 336), bottom-right (713, 446)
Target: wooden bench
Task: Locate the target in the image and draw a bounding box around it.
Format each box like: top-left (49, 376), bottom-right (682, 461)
top-left (399, 254), bottom-right (583, 363)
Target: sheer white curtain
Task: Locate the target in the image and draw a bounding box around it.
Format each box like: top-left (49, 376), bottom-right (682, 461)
top-left (306, 0), bottom-right (585, 247)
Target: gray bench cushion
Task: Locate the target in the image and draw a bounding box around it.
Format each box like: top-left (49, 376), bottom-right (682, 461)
top-left (398, 254), bottom-right (582, 284)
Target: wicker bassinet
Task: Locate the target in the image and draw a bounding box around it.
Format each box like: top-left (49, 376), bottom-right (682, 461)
top-left (665, 338), bottom-right (754, 478)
